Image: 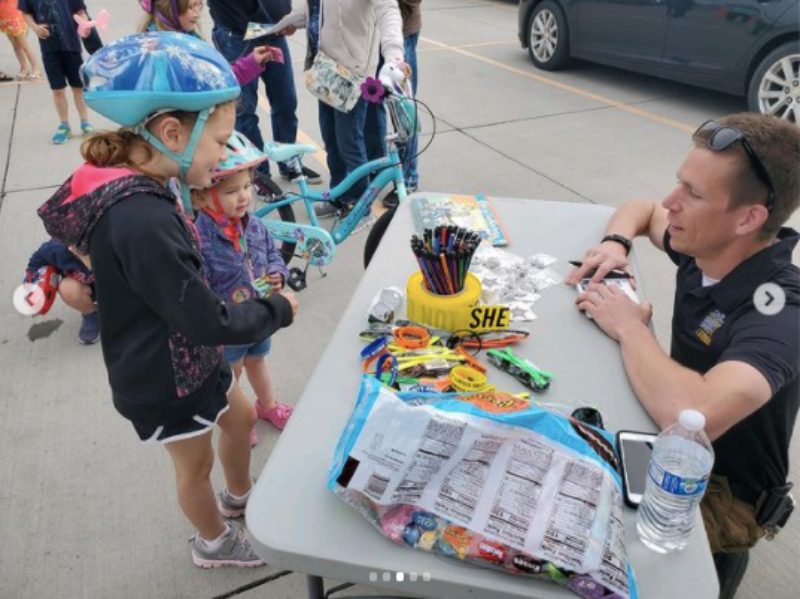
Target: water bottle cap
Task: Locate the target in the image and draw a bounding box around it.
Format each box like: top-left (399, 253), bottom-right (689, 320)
top-left (678, 409), bottom-right (706, 431)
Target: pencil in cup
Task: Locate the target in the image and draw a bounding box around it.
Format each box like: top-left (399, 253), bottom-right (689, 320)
top-left (410, 226), bottom-right (480, 295)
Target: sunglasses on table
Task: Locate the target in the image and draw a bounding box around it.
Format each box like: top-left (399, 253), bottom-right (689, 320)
top-left (694, 119), bottom-right (776, 213)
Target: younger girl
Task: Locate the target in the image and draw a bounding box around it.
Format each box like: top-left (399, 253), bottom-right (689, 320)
top-left (138, 0), bottom-right (283, 87)
top-left (194, 132), bottom-right (294, 447)
top-left (37, 32), bottom-right (298, 568)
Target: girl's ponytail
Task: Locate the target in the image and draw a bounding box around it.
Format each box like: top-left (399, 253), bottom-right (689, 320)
top-left (81, 130), bottom-right (149, 168)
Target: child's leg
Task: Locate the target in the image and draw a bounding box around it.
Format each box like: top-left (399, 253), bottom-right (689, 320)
top-left (7, 34), bottom-right (29, 74)
top-left (58, 278), bottom-right (95, 314)
top-left (216, 380), bottom-right (256, 496)
top-left (164, 430), bottom-right (227, 541)
top-left (243, 355), bottom-right (276, 410)
top-left (52, 88), bottom-right (69, 123)
top-left (71, 86), bottom-right (89, 122)
top-left (19, 33), bottom-right (40, 75)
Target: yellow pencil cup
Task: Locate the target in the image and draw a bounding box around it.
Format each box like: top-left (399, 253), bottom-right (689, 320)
top-left (406, 272), bottom-right (482, 332)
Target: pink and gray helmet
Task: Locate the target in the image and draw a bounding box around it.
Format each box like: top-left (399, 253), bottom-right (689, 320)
top-left (213, 131), bottom-right (268, 184)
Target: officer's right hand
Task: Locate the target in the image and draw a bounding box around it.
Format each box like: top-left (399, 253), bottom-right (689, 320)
top-left (565, 242), bottom-right (632, 287)
top-left (280, 289), bottom-right (299, 318)
top-left (34, 24), bottom-right (50, 39)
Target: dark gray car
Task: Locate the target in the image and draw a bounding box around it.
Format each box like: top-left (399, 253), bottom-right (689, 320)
top-left (518, 0), bottom-right (800, 122)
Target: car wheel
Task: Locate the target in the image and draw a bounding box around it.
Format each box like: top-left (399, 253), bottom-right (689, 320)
top-left (747, 42), bottom-right (800, 124)
top-left (527, 0), bottom-right (570, 71)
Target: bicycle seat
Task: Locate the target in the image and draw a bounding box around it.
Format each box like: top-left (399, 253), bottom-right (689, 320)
top-left (263, 142), bottom-right (318, 163)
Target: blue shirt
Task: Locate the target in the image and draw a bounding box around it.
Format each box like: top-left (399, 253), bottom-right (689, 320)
top-left (18, 0), bottom-right (86, 54)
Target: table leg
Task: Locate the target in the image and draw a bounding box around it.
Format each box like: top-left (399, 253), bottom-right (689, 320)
top-left (306, 574), bottom-right (325, 599)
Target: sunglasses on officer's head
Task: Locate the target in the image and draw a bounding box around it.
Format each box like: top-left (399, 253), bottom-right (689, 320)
top-left (694, 119), bottom-right (775, 214)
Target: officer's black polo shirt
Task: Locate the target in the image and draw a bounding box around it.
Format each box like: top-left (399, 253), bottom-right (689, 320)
top-left (665, 227), bottom-right (800, 505)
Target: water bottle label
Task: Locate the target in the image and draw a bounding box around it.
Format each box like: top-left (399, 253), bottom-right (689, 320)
top-left (648, 461), bottom-right (708, 497)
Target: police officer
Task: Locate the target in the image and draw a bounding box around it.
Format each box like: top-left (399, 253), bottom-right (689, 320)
top-left (568, 113), bottom-right (800, 598)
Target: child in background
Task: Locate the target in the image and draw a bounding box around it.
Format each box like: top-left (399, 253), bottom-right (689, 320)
top-left (194, 132), bottom-right (294, 448)
top-left (18, 0), bottom-right (93, 143)
top-left (138, 0), bottom-right (283, 87)
top-left (0, 0), bottom-right (42, 79)
top-left (37, 32), bottom-right (298, 568)
top-left (25, 238), bottom-right (99, 344)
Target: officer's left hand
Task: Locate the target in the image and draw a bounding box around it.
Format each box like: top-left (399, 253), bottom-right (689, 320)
top-left (576, 282), bottom-right (652, 341)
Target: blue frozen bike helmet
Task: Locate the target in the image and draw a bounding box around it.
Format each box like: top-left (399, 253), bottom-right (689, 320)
top-left (81, 32), bottom-right (240, 211)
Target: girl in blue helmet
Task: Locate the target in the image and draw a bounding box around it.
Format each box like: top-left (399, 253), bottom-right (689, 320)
top-left (37, 31), bottom-right (299, 568)
top-left (193, 131), bottom-right (295, 447)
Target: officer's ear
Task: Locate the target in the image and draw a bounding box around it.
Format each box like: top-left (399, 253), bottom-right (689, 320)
top-left (733, 202), bottom-right (769, 237)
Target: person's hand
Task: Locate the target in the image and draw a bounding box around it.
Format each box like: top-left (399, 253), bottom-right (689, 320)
top-left (280, 289), bottom-right (299, 317)
top-left (33, 23), bottom-right (50, 39)
top-left (253, 45), bottom-right (284, 64)
top-left (399, 61), bottom-right (412, 79)
top-left (576, 283), bottom-right (652, 341)
top-left (276, 25), bottom-right (296, 36)
top-left (565, 241), bottom-right (634, 288)
top-left (267, 272), bottom-right (284, 292)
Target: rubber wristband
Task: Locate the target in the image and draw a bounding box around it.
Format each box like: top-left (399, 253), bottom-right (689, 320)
top-left (449, 365), bottom-right (489, 392)
top-left (375, 354), bottom-right (398, 387)
top-left (394, 325), bottom-right (431, 349)
top-left (361, 336), bottom-right (389, 372)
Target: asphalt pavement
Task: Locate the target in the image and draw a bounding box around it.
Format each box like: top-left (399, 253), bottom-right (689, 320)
top-left (0, 1), bottom-right (796, 598)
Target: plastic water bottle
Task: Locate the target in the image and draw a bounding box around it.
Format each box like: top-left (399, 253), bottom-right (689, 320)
top-left (636, 409), bottom-right (715, 553)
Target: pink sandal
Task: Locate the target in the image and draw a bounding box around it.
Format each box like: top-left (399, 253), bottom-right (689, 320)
top-left (255, 401), bottom-right (293, 430)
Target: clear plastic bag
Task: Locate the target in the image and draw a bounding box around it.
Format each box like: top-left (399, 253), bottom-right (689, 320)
top-left (329, 377), bottom-right (638, 599)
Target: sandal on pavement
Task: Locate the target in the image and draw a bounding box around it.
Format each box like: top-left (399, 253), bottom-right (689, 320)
top-left (254, 401), bottom-right (293, 430)
top-left (0, 72), bottom-right (14, 82)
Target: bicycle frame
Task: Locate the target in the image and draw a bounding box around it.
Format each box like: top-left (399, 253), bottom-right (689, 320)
top-left (254, 142), bottom-right (407, 245)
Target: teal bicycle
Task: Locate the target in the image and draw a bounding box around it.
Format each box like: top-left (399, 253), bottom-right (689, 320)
top-left (253, 65), bottom-right (429, 291)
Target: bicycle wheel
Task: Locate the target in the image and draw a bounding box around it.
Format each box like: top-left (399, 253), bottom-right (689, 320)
top-left (261, 203), bottom-right (298, 265)
top-left (364, 207), bottom-right (396, 268)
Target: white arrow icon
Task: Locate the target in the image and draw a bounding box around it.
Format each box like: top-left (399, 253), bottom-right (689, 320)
top-left (754, 283), bottom-right (786, 316)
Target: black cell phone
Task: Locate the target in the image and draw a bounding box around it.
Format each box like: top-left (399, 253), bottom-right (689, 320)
top-left (616, 430), bottom-right (658, 508)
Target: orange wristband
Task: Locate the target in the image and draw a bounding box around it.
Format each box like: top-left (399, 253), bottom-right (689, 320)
top-left (394, 325), bottom-right (431, 349)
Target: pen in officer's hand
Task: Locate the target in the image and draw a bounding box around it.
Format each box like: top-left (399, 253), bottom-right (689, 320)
top-left (568, 260), bottom-right (633, 279)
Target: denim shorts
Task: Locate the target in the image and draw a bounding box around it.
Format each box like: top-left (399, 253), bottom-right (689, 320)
top-left (42, 51), bottom-right (83, 90)
top-left (224, 336), bottom-right (272, 365)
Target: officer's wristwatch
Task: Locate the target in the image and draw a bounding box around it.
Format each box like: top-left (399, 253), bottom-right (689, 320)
top-left (601, 234), bottom-right (632, 256)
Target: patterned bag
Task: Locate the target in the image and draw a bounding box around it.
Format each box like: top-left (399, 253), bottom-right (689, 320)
top-left (304, 49), bottom-right (363, 113)
top-left (303, 0), bottom-right (363, 113)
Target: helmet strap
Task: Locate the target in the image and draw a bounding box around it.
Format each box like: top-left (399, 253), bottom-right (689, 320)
top-left (136, 108), bottom-right (211, 215)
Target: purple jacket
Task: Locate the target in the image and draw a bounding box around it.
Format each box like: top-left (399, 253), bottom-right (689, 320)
top-left (195, 211), bottom-right (289, 304)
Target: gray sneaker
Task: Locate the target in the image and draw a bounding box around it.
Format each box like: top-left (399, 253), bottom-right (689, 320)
top-left (217, 487), bottom-right (248, 518)
top-left (191, 522), bottom-right (265, 568)
top-left (313, 201), bottom-right (340, 219)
